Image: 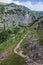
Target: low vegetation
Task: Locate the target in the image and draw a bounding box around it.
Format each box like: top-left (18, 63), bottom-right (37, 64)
top-left (0, 30), bottom-right (10, 43)
top-left (0, 27), bottom-right (28, 65)
top-left (0, 5), bottom-right (43, 64)
top-left (37, 31), bottom-right (43, 45)
top-left (0, 53), bottom-right (26, 65)
top-left (0, 27), bottom-right (20, 44)
top-left (20, 17), bottom-right (43, 55)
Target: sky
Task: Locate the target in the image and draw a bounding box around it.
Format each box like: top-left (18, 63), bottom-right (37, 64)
top-left (0, 0), bottom-right (43, 11)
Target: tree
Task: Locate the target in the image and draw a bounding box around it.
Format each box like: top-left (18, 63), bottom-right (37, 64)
top-left (0, 6), bottom-right (4, 21)
top-left (0, 30), bottom-right (9, 43)
top-left (0, 6), bottom-right (6, 30)
top-left (2, 19), bottom-right (6, 30)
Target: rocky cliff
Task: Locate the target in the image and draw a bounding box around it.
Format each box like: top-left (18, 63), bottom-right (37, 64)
top-left (0, 3), bottom-right (36, 30)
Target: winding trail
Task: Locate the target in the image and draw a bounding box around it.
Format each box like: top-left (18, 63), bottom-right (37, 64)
top-left (14, 34), bottom-right (27, 58)
top-left (14, 31), bottom-right (32, 58)
top-left (14, 31), bottom-right (43, 65)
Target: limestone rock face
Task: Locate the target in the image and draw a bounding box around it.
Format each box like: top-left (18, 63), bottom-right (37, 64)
top-left (0, 3), bottom-right (36, 29)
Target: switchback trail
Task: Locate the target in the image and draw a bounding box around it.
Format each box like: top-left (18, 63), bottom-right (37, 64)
top-left (14, 31), bottom-right (43, 65)
top-left (14, 34), bottom-right (27, 58)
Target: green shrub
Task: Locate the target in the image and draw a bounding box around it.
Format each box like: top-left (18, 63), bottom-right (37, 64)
top-left (13, 28), bottom-right (20, 34)
top-left (38, 39), bottom-right (43, 45)
top-left (0, 30), bottom-right (10, 43)
top-left (37, 32), bottom-right (43, 45)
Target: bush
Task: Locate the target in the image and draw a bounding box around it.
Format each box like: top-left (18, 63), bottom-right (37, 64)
top-left (8, 29), bottom-right (14, 34)
top-left (0, 27), bottom-right (20, 44)
top-left (0, 30), bottom-right (10, 43)
top-left (13, 28), bottom-right (20, 34)
top-left (7, 26), bottom-right (20, 34)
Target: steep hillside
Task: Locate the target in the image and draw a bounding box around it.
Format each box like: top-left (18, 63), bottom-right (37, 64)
top-left (20, 17), bottom-right (43, 65)
top-left (0, 2), bottom-right (43, 65)
top-left (0, 2), bottom-right (7, 5)
top-left (0, 3), bottom-right (37, 30)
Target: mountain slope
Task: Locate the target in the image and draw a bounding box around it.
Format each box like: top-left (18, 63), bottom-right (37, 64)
top-left (32, 11), bottom-right (43, 16)
top-left (0, 3), bottom-right (37, 29)
top-left (20, 17), bottom-right (43, 65)
top-left (0, 2), bottom-right (7, 5)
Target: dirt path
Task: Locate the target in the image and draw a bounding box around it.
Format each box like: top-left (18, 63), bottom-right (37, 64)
top-left (14, 31), bottom-right (43, 65)
top-left (14, 30), bottom-right (34, 58)
top-left (0, 32), bottom-right (28, 61)
top-left (14, 34), bottom-right (27, 58)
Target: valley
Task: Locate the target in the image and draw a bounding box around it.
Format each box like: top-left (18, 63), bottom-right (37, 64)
top-left (0, 2), bottom-right (43, 65)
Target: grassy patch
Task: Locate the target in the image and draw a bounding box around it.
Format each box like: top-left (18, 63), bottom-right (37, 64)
top-left (0, 27), bottom-right (27, 65)
top-left (29, 21), bottom-right (38, 32)
top-left (0, 52), bottom-right (26, 65)
top-left (0, 30), bottom-right (26, 54)
top-left (37, 31), bottom-right (43, 45)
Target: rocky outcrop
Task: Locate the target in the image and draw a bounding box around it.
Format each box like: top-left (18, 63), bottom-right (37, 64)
top-left (23, 35), bottom-right (43, 65)
top-left (22, 25), bottom-right (43, 65)
top-left (0, 3), bottom-right (36, 30)
top-left (28, 44), bottom-right (43, 63)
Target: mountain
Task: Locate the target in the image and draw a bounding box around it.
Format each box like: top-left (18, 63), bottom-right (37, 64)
top-left (0, 2), bottom-right (7, 5)
top-left (0, 3), bottom-right (37, 30)
top-left (0, 3), bottom-right (43, 65)
top-left (0, 2), bottom-right (43, 16)
top-left (32, 11), bottom-right (43, 16)
top-left (36, 11), bottom-right (43, 16)
top-left (0, 3), bottom-right (43, 30)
